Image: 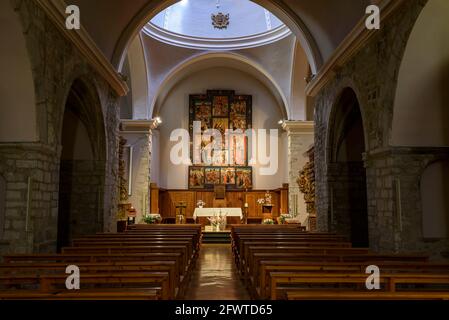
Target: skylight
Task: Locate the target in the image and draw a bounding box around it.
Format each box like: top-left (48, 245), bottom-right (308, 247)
top-left (144, 0), bottom-right (291, 50)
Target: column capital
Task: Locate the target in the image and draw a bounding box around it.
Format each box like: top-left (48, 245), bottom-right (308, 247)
top-left (120, 119), bottom-right (160, 133)
top-left (282, 120), bottom-right (314, 134)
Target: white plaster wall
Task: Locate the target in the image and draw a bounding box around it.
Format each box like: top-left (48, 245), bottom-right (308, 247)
top-left (0, 1), bottom-right (37, 142)
top-left (392, 0), bottom-right (449, 147)
top-left (290, 42), bottom-right (310, 120)
top-left (141, 33), bottom-right (296, 118)
top-left (156, 67), bottom-right (287, 190)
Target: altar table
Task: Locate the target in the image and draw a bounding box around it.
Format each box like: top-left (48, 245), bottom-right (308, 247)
top-left (193, 207), bottom-right (243, 220)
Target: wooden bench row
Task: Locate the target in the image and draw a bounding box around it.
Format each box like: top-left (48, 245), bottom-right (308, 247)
top-left (230, 225), bottom-right (449, 300)
top-left (0, 224), bottom-right (202, 300)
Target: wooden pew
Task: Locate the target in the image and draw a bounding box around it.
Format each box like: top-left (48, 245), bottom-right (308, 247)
top-left (61, 246), bottom-right (190, 270)
top-left (3, 252), bottom-right (188, 287)
top-left (269, 272), bottom-right (449, 300)
top-left (230, 225), bottom-right (449, 300)
top-left (286, 291), bottom-right (449, 300)
top-left (256, 261), bottom-right (449, 299)
top-left (0, 272), bottom-right (171, 299)
top-left (0, 261), bottom-right (179, 298)
top-left (0, 224), bottom-right (203, 300)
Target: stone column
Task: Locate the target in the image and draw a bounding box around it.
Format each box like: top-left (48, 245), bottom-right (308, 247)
top-left (120, 119), bottom-right (160, 223)
top-left (282, 121), bottom-right (314, 226)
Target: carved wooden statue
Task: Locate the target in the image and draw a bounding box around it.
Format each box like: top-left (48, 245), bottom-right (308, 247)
top-left (297, 146), bottom-right (316, 231)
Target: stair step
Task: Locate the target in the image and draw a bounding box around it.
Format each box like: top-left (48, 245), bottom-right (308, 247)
top-left (202, 231), bottom-right (231, 243)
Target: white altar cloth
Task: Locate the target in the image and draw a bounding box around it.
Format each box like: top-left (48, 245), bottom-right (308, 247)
top-left (193, 207), bottom-right (243, 220)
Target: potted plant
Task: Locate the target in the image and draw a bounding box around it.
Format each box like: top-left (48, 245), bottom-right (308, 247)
top-left (143, 214), bottom-right (162, 224)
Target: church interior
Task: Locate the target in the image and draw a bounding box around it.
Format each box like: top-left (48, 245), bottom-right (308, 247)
top-left (1, 0), bottom-right (449, 302)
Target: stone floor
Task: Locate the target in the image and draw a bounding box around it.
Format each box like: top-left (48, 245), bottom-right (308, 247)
top-left (184, 244), bottom-right (250, 300)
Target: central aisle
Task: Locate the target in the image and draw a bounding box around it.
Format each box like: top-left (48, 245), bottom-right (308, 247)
top-left (184, 244), bottom-right (250, 300)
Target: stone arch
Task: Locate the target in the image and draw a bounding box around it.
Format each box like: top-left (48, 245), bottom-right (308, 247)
top-left (111, 0), bottom-right (322, 75)
top-left (290, 40), bottom-right (311, 120)
top-left (0, 1), bottom-right (37, 142)
top-left (420, 160), bottom-right (449, 239)
top-left (324, 79), bottom-right (368, 165)
top-left (391, 0), bottom-right (449, 147)
top-left (56, 78), bottom-right (107, 251)
top-left (326, 87), bottom-right (369, 247)
top-left (151, 52), bottom-right (289, 119)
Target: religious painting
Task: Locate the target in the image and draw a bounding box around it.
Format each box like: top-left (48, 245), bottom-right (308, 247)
top-left (188, 167), bottom-right (205, 189)
top-left (189, 90), bottom-right (252, 190)
top-left (231, 117), bottom-right (247, 131)
top-left (190, 95), bottom-right (207, 133)
top-left (212, 118), bottom-right (229, 136)
top-left (194, 100), bottom-right (212, 120)
top-left (221, 167), bottom-right (236, 185)
top-left (229, 135), bottom-right (247, 166)
top-left (235, 167), bottom-right (253, 189)
top-left (230, 98), bottom-right (247, 118)
top-left (212, 150), bottom-right (228, 166)
top-left (193, 98), bottom-right (212, 131)
top-left (204, 167), bottom-right (221, 185)
top-left (212, 95), bottom-right (229, 117)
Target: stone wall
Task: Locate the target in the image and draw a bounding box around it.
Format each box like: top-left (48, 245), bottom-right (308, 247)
top-left (313, 0), bottom-right (449, 257)
top-left (0, 0), bottom-right (120, 254)
top-left (0, 143), bottom-right (59, 253)
top-left (365, 147), bottom-right (449, 258)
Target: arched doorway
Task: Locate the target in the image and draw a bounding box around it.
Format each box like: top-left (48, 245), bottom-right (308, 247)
top-left (57, 79), bottom-right (106, 251)
top-left (328, 88), bottom-right (369, 247)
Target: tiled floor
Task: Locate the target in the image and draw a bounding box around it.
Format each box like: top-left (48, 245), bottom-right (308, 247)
top-left (184, 244), bottom-right (250, 300)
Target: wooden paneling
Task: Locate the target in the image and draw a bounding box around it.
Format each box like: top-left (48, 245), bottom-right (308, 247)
top-left (156, 186), bottom-right (288, 220)
top-left (150, 183), bottom-right (159, 214)
top-left (280, 183), bottom-right (289, 215)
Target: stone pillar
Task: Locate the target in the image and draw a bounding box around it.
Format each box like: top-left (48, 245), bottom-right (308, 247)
top-left (282, 121), bottom-right (314, 225)
top-left (120, 119), bottom-right (159, 223)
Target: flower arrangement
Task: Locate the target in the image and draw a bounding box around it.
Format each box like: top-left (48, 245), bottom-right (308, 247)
top-left (264, 191), bottom-right (272, 205)
top-left (262, 218), bottom-right (275, 225)
top-left (197, 200), bottom-right (206, 208)
top-left (257, 191), bottom-right (273, 206)
top-left (207, 211), bottom-right (227, 231)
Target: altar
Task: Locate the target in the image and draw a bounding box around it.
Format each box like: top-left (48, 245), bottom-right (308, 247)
top-left (193, 207), bottom-right (243, 220)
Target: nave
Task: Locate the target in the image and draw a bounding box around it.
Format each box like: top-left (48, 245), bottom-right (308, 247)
top-left (183, 244), bottom-right (250, 300)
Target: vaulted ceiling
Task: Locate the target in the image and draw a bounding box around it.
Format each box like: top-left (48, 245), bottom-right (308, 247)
top-left (69, 0), bottom-right (372, 71)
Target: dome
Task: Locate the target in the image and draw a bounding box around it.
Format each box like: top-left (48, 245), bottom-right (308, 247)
top-left (144, 0), bottom-right (291, 50)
